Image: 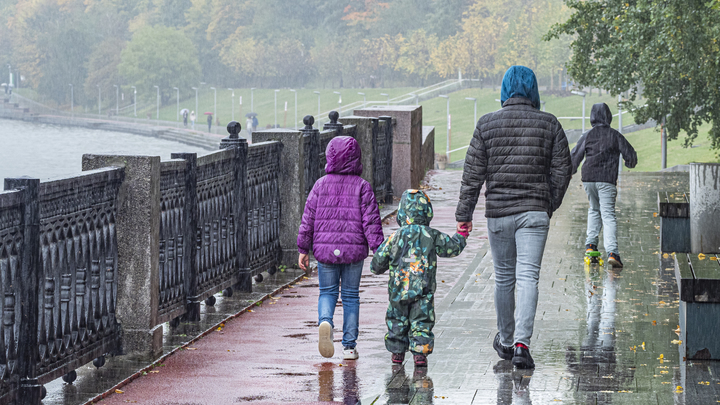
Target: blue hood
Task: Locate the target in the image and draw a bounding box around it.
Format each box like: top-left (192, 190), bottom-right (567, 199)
top-left (500, 66), bottom-right (541, 110)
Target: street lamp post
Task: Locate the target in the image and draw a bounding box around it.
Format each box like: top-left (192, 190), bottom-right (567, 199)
top-left (153, 85), bottom-right (160, 121)
top-left (173, 87), bottom-right (179, 122)
top-left (465, 97), bottom-right (477, 124)
top-left (97, 85), bottom-right (101, 117)
top-left (210, 87), bottom-right (217, 120)
top-left (333, 91), bottom-right (342, 116)
top-left (113, 85), bottom-right (119, 116)
top-left (228, 88), bottom-right (234, 121)
top-left (69, 84), bottom-right (73, 116)
top-left (571, 90), bottom-right (587, 133)
top-left (439, 95), bottom-right (450, 162)
top-left (380, 92), bottom-right (389, 106)
top-left (313, 91), bottom-right (320, 116)
top-left (290, 89), bottom-right (298, 130)
top-left (131, 86), bottom-right (137, 117)
top-left (192, 87), bottom-right (198, 118)
top-left (274, 89), bottom-right (280, 127)
top-left (358, 92), bottom-right (366, 108)
top-left (251, 88), bottom-right (255, 112)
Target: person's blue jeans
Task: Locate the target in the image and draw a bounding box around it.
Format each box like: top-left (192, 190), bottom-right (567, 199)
top-left (488, 211), bottom-right (550, 347)
top-left (583, 182), bottom-right (618, 255)
top-left (318, 260), bottom-right (364, 349)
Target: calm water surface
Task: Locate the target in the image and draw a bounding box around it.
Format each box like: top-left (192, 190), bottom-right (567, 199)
top-left (0, 119), bottom-right (210, 189)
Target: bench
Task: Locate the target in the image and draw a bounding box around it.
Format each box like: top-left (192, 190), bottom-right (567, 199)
top-left (658, 192), bottom-right (690, 253)
top-left (674, 253), bottom-right (720, 359)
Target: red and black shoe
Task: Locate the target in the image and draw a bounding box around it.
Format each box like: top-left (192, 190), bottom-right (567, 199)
top-left (493, 332), bottom-right (513, 360)
top-left (511, 343), bottom-right (535, 369)
top-left (608, 253), bottom-right (624, 268)
top-left (413, 354), bottom-right (428, 367)
top-left (391, 352), bottom-right (405, 364)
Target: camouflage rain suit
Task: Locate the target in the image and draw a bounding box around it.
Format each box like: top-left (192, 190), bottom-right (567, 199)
top-left (371, 190), bottom-right (467, 355)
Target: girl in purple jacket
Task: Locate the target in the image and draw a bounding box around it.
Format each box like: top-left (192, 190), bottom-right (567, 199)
top-left (297, 136), bottom-right (385, 360)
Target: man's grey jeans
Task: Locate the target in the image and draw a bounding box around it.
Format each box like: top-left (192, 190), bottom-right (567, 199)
top-left (582, 182), bottom-right (618, 255)
top-left (488, 211), bottom-right (550, 347)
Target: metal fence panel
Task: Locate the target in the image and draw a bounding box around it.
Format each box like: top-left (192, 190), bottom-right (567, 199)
top-left (35, 167), bottom-right (123, 384)
top-left (246, 142), bottom-right (282, 276)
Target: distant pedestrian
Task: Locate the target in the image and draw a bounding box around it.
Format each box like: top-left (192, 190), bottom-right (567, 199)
top-left (297, 136), bottom-right (384, 361)
top-left (252, 116), bottom-right (258, 132)
top-left (190, 111), bottom-right (196, 129)
top-left (207, 113), bottom-right (212, 132)
top-left (455, 65), bottom-right (572, 369)
top-left (183, 110), bottom-right (188, 127)
top-left (571, 102), bottom-right (637, 268)
top-left (371, 190), bottom-right (468, 367)
top-left (246, 117), bottom-right (253, 134)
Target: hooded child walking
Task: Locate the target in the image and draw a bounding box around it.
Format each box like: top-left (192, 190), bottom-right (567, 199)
top-left (371, 190), bottom-right (468, 367)
top-left (571, 102), bottom-right (637, 267)
top-left (297, 136), bottom-right (384, 361)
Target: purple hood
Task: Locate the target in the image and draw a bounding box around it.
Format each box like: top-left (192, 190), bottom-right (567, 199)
top-left (297, 136), bottom-right (384, 264)
top-left (325, 136), bottom-right (363, 175)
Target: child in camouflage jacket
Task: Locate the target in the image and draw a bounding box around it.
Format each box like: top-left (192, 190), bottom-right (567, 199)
top-left (371, 189), bottom-right (468, 367)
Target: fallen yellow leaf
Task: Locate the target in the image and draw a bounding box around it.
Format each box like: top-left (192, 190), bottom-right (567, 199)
top-left (676, 386), bottom-right (683, 393)
top-left (149, 370), bottom-right (160, 374)
top-left (115, 389), bottom-right (124, 394)
top-left (653, 212), bottom-right (658, 217)
top-left (186, 347), bottom-right (197, 350)
top-left (699, 253), bottom-right (706, 260)
top-left (652, 320), bottom-right (657, 326)
top-left (699, 381), bottom-right (710, 385)
top-left (663, 253), bottom-right (669, 259)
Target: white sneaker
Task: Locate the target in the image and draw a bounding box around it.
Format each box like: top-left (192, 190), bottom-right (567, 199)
top-left (343, 347), bottom-right (359, 360)
top-left (318, 321), bottom-right (334, 358)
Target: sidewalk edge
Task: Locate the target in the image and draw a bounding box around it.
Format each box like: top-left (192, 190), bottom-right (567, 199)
top-left (84, 270), bottom-right (307, 405)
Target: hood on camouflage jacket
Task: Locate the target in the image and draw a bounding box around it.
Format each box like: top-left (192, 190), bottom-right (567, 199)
top-left (297, 136), bottom-right (384, 264)
top-left (371, 190), bottom-right (467, 301)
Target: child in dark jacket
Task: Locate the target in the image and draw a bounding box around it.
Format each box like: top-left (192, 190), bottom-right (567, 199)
top-left (297, 136), bottom-right (384, 360)
top-left (571, 102), bottom-right (637, 268)
top-left (371, 189), bottom-right (468, 367)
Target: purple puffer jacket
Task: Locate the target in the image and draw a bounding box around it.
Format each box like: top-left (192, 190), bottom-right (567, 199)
top-left (297, 136), bottom-right (384, 264)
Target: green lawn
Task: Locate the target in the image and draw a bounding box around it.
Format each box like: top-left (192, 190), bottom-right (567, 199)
top-left (144, 87), bottom-right (419, 130)
top-left (422, 88), bottom-right (630, 162)
top-left (622, 124), bottom-right (720, 171)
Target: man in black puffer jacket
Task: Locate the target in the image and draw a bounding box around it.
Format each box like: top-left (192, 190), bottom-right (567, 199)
top-left (455, 66), bottom-right (572, 369)
top-left (571, 102), bottom-right (637, 268)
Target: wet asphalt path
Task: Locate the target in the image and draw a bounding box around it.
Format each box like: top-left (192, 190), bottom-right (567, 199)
top-left (51, 170), bottom-right (720, 404)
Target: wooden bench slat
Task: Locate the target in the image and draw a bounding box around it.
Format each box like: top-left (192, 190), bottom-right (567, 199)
top-left (657, 191), bottom-right (690, 217)
top-left (688, 254), bottom-right (720, 303)
top-left (675, 253), bottom-right (694, 302)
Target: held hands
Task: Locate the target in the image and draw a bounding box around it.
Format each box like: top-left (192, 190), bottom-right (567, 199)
top-left (298, 253), bottom-right (310, 272)
top-left (457, 221), bottom-right (472, 237)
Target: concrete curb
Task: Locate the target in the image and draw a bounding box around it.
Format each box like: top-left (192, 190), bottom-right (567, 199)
top-left (84, 269), bottom-right (308, 404)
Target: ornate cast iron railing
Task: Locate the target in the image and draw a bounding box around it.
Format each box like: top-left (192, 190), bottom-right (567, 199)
top-left (158, 159), bottom-right (188, 324)
top-left (36, 168), bottom-right (124, 384)
top-left (194, 149), bottom-right (240, 302)
top-left (0, 188), bottom-right (26, 405)
top-left (246, 142), bottom-right (282, 276)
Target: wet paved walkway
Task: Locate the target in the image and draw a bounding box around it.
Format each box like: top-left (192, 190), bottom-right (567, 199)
top-left (65, 170), bottom-right (720, 404)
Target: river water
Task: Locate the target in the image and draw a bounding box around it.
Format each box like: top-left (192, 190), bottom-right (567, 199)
top-left (0, 119), bottom-right (210, 190)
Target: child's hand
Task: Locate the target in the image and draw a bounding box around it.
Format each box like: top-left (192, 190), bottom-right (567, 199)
top-left (298, 253), bottom-right (310, 272)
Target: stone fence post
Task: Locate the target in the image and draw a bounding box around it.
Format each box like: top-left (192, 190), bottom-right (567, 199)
top-left (690, 163), bottom-right (720, 253)
top-left (252, 128), bottom-right (305, 267)
top-left (219, 121), bottom-right (250, 292)
top-left (4, 177), bottom-right (42, 404)
top-left (300, 116), bottom-right (320, 198)
top-left (323, 111), bottom-right (344, 135)
top-left (341, 115), bottom-right (377, 187)
top-left (82, 155), bottom-right (163, 359)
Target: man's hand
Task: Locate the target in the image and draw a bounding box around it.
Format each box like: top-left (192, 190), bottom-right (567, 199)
top-left (298, 253), bottom-right (310, 272)
top-left (457, 221), bottom-right (473, 233)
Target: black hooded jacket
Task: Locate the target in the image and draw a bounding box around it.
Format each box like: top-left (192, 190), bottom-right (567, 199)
top-left (571, 103), bottom-right (637, 185)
